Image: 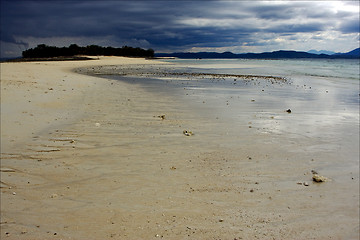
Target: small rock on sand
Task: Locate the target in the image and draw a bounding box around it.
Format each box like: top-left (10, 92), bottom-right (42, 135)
top-left (313, 174), bottom-right (327, 182)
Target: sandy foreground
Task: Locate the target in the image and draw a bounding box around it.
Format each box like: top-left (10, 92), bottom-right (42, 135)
top-left (1, 57), bottom-right (359, 240)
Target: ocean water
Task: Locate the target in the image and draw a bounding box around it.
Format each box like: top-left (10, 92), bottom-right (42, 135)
top-left (160, 58), bottom-right (360, 116)
top-left (165, 58), bottom-right (360, 80)
top-left (97, 58), bottom-right (359, 121)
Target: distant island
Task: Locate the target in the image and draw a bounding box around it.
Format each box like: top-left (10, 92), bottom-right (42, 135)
top-left (21, 44), bottom-right (154, 59)
top-left (156, 48), bottom-right (360, 59)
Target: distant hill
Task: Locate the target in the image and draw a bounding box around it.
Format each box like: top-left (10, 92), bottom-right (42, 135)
top-left (156, 49), bottom-right (360, 59)
top-left (307, 50), bottom-right (335, 55)
top-left (333, 48), bottom-right (360, 57)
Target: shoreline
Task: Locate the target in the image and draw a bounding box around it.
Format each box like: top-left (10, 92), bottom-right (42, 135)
top-left (1, 57), bottom-right (359, 239)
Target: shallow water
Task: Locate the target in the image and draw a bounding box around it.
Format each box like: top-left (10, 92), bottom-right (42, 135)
top-left (166, 58), bottom-right (360, 80)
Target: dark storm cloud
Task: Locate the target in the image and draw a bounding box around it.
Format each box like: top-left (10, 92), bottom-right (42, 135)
top-left (268, 22), bottom-right (326, 33)
top-left (248, 2), bottom-right (338, 20)
top-left (0, 0), bottom-right (359, 57)
top-left (1, 1), bottom-right (204, 47)
top-left (1, 32), bottom-right (28, 48)
top-left (340, 18), bottom-right (360, 33)
top-left (249, 4), bottom-right (301, 20)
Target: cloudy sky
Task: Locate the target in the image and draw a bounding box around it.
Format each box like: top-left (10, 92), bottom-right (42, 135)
top-left (1, 0), bottom-right (359, 58)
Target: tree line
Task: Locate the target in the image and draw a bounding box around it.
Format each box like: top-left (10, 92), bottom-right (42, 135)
top-left (22, 44), bottom-right (155, 58)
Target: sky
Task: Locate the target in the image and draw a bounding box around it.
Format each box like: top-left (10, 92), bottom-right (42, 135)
top-left (1, 0), bottom-right (359, 58)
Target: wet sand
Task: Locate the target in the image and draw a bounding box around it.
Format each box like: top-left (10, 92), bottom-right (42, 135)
top-left (1, 57), bottom-right (359, 239)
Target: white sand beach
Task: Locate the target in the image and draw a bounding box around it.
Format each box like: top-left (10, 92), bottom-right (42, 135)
top-left (1, 57), bottom-right (359, 239)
